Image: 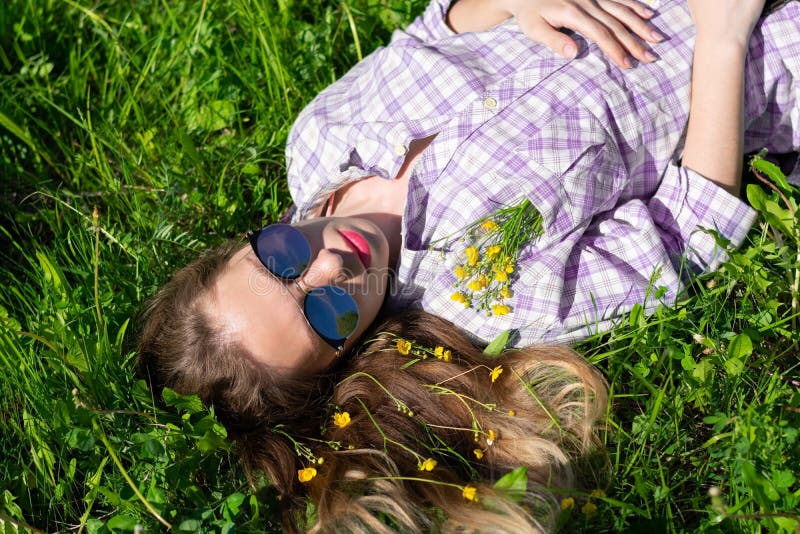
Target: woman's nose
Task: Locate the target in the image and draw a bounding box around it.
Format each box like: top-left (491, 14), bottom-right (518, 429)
top-left (298, 249), bottom-right (346, 290)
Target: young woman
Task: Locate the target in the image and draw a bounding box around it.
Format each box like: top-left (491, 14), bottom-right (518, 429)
top-left (137, 0), bottom-right (798, 531)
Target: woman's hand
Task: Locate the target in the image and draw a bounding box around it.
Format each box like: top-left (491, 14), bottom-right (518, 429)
top-left (503, 0), bottom-right (662, 67)
top-left (447, 0), bottom-right (662, 69)
top-left (687, 0), bottom-right (766, 46)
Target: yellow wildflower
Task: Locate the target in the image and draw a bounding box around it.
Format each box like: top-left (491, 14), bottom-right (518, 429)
top-left (508, 410), bottom-right (516, 417)
top-left (504, 263), bottom-right (514, 273)
top-left (418, 458), bottom-right (437, 472)
top-left (560, 497), bottom-right (575, 511)
top-left (581, 502), bottom-right (597, 515)
top-left (333, 412), bottom-right (351, 429)
top-left (493, 270), bottom-right (508, 283)
top-left (486, 245), bottom-right (502, 257)
top-left (481, 219), bottom-right (498, 231)
top-left (492, 304), bottom-right (511, 316)
top-left (486, 429), bottom-right (497, 446)
top-left (590, 489), bottom-right (606, 498)
top-left (442, 349), bottom-right (452, 362)
top-left (473, 448), bottom-right (484, 460)
top-left (454, 265), bottom-right (467, 279)
top-left (396, 339), bottom-right (412, 355)
top-left (490, 365), bottom-right (503, 383)
top-left (465, 246), bottom-right (480, 266)
top-left (434, 346), bottom-right (444, 358)
top-left (462, 485), bottom-right (478, 502)
top-left (297, 467), bottom-right (317, 483)
top-left (500, 286), bottom-right (511, 299)
top-left (467, 279), bottom-right (483, 292)
top-left (451, 291), bottom-right (468, 304)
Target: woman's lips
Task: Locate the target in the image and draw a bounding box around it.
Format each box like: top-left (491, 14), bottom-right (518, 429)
top-left (338, 230), bottom-right (372, 269)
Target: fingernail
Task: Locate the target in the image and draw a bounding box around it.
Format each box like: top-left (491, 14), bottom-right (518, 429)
top-left (650, 29), bottom-right (664, 42)
top-left (641, 7), bottom-right (654, 17)
top-left (562, 43), bottom-right (577, 59)
top-left (644, 51), bottom-right (658, 62)
top-left (622, 57), bottom-right (633, 69)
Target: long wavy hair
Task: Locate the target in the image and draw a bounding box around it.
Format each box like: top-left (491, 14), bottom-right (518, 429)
top-left (137, 241), bottom-right (609, 533)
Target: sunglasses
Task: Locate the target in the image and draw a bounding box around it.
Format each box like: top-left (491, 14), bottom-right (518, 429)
top-left (246, 224), bottom-right (360, 352)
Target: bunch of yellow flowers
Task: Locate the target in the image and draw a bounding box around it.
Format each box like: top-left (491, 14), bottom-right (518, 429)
top-left (448, 199), bottom-right (542, 316)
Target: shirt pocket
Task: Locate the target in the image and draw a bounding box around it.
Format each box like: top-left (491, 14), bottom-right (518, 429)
top-left (505, 108), bottom-right (630, 252)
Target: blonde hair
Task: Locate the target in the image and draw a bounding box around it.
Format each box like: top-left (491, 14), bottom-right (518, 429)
top-left (137, 241), bottom-right (608, 532)
top-left (304, 312), bottom-right (608, 532)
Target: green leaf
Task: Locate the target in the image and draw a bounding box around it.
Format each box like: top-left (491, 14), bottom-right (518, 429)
top-left (692, 358), bottom-right (714, 383)
top-left (751, 157), bottom-right (791, 193)
top-left (483, 329), bottom-right (511, 357)
top-left (222, 492), bottom-right (247, 521)
top-left (746, 183), bottom-right (768, 211)
top-left (727, 333), bottom-right (753, 360)
top-left (106, 514), bottom-right (139, 531)
top-left (493, 466), bottom-right (528, 503)
top-left (772, 469), bottom-right (796, 490)
top-left (723, 357), bottom-right (744, 376)
top-left (162, 388), bottom-right (204, 414)
top-left (66, 428), bottom-right (96, 452)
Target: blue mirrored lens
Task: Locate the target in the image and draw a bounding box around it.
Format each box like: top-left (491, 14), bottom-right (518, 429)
top-left (255, 225), bottom-right (311, 279)
top-left (304, 286), bottom-right (359, 345)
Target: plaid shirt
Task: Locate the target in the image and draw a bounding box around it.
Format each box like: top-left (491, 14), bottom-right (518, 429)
top-left (286, 0), bottom-right (800, 345)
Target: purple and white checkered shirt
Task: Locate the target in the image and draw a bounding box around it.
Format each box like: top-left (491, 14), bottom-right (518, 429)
top-left (287, 0), bottom-right (800, 345)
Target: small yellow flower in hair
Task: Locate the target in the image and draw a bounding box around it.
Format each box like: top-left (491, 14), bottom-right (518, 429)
top-left (492, 304), bottom-right (511, 316)
top-left (508, 410), bottom-right (516, 417)
top-left (333, 412), bottom-right (351, 429)
top-left (581, 502), bottom-right (597, 515)
top-left (486, 245), bottom-right (502, 257)
top-left (465, 246), bottom-right (480, 266)
top-left (486, 429), bottom-right (497, 446)
top-left (462, 485), bottom-right (478, 502)
top-left (490, 365), bottom-right (503, 383)
top-left (451, 291), bottom-right (468, 304)
top-left (418, 458), bottom-right (438, 471)
top-left (473, 448), bottom-right (484, 460)
top-left (560, 497), bottom-right (575, 511)
top-left (500, 286), bottom-right (512, 299)
top-left (442, 349), bottom-right (452, 362)
top-left (434, 346), bottom-right (444, 358)
top-left (454, 265), bottom-right (467, 279)
top-left (396, 339), bottom-right (412, 355)
top-left (481, 219), bottom-right (499, 231)
top-left (297, 467), bottom-right (317, 483)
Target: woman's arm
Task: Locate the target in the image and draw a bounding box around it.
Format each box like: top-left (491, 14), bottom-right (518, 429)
top-left (446, 0), bottom-right (662, 69)
top-left (680, 0), bottom-right (766, 196)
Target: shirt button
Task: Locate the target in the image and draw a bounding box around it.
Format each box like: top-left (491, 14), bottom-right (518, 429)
top-left (394, 144), bottom-right (408, 156)
top-left (483, 97), bottom-right (498, 109)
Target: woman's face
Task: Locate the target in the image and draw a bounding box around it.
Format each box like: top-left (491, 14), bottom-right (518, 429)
top-left (207, 217), bottom-right (391, 375)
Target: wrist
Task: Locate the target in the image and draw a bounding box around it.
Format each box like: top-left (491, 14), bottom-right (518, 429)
top-left (694, 34), bottom-right (750, 55)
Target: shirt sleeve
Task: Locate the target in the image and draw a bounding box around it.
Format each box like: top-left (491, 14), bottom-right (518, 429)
top-left (647, 162), bottom-right (758, 272)
top-left (394, 0), bottom-right (456, 44)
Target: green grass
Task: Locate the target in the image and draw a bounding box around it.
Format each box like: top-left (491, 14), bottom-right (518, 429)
top-left (1, 0), bottom-right (798, 532)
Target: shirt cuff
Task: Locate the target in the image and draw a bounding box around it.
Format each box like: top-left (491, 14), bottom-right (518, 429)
top-left (396, 0), bottom-right (457, 43)
top-left (647, 162), bottom-right (758, 272)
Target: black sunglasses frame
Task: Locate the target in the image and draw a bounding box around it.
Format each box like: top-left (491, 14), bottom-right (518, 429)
top-left (246, 226), bottom-right (359, 352)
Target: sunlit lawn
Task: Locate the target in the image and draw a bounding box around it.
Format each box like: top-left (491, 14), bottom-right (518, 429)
top-left (1, 0), bottom-right (798, 531)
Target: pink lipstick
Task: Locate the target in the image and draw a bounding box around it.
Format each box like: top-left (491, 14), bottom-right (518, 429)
top-left (338, 230), bottom-right (372, 269)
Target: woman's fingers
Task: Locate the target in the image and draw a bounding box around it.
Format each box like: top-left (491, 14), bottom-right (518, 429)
top-left (587, 2), bottom-right (660, 63)
top-left (514, 0), bottom-right (662, 68)
top-left (598, 0), bottom-right (663, 44)
top-left (519, 16), bottom-right (581, 59)
top-left (541, 3), bottom-right (633, 68)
